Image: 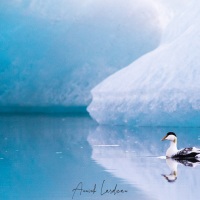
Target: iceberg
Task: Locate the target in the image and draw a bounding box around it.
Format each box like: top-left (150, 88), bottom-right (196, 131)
top-left (88, 1), bottom-right (200, 126)
top-left (0, 0), bottom-right (165, 109)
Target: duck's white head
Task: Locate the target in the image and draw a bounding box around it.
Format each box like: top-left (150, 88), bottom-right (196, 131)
top-left (161, 132), bottom-right (177, 143)
top-left (162, 132), bottom-right (178, 158)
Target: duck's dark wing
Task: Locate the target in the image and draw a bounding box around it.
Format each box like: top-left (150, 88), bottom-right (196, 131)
top-left (173, 147), bottom-right (200, 159)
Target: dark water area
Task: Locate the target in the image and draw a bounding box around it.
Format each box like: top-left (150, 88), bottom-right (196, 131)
top-left (0, 114), bottom-right (200, 200)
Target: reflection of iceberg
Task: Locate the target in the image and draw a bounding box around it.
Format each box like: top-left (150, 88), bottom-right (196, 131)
top-left (88, 1), bottom-right (200, 126)
top-left (0, 115), bottom-right (96, 199)
top-left (88, 126), bottom-right (200, 200)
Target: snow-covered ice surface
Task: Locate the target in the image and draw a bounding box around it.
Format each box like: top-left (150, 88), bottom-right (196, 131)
top-left (88, 1), bottom-right (200, 126)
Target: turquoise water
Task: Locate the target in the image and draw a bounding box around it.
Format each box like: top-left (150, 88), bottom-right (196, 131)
top-left (0, 114), bottom-right (200, 200)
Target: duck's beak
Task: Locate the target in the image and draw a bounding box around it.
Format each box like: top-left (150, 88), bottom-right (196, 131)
top-left (161, 135), bottom-right (167, 141)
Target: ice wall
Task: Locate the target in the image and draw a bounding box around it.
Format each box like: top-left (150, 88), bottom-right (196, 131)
top-left (88, 1), bottom-right (200, 126)
top-left (0, 0), bottom-right (165, 110)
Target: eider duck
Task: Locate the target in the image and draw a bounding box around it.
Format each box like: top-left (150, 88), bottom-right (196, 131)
top-left (161, 132), bottom-right (200, 159)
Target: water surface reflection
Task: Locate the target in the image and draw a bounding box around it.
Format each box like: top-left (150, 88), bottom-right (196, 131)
top-left (1, 115), bottom-right (200, 200)
top-left (162, 158), bottom-right (200, 183)
top-left (88, 126), bottom-right (200, 200)
top-left (0, 114), bottom-right (147, 200)
top-left (0, 114), bottom-right (97, 200)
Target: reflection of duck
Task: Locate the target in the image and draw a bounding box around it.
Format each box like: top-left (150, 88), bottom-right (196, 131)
top-left (162, 158), bottom-right (200, 183)
top-left (161, 132), bottom-right (200, 159)
top-left (162, 158), bottom-right (178, 182)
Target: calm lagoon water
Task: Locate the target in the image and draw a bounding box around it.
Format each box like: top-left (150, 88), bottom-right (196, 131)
top-left (0, 114), bottom-right (200, 200)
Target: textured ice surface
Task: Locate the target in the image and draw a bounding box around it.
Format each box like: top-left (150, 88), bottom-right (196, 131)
top-left (0, 0), bottom-right (165, 108)
top-left (88, 1), bottom-right (200, 126)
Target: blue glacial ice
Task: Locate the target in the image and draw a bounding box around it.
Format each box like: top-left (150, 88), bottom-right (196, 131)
top-left (0, 0), bottom-right (165, 109)
top-left (88, 1), bottom-right (200, 126)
